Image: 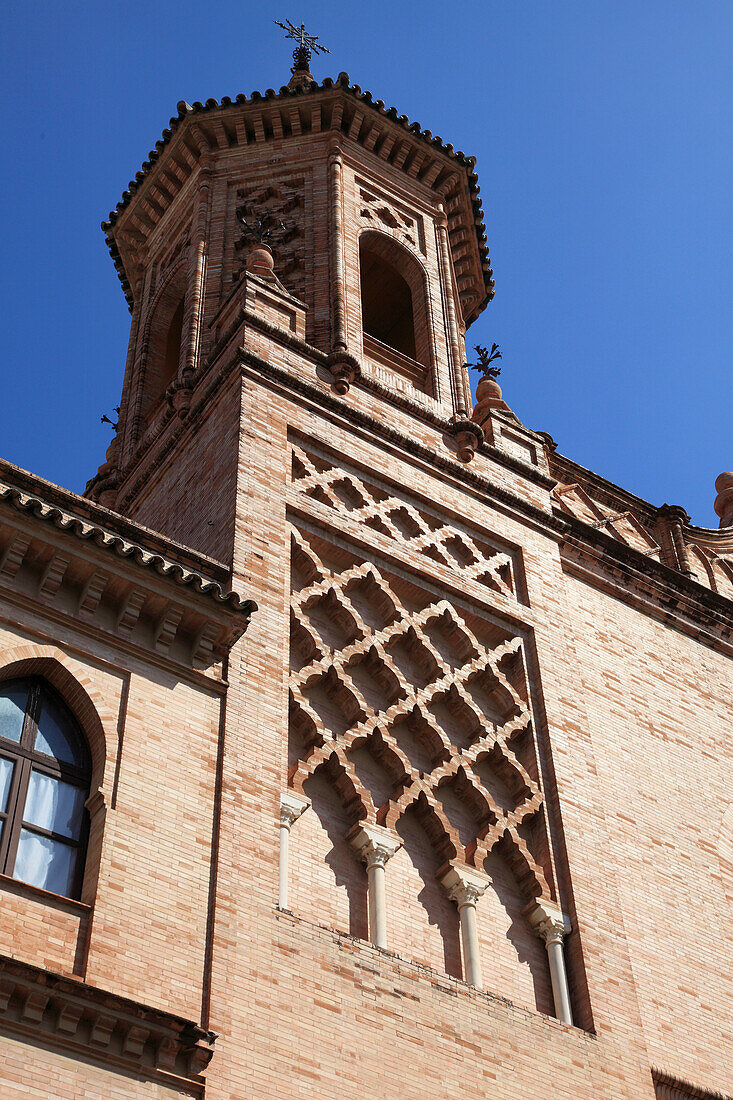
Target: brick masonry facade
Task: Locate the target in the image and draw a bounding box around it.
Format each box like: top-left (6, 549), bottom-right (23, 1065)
top-left (0, 65), bottom-right (731, 1099)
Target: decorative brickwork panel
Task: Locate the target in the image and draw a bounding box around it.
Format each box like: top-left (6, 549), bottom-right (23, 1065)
top-left (686, 543), bottom-right (733, 599)
top-left (357, 180), bottom-right (425, 254)
top-left (288, 522), bottom-right (550, 903)
top-left (291, 443), bottom-right (519, 600)
top-left (228, 176), bottom-right (307, 303)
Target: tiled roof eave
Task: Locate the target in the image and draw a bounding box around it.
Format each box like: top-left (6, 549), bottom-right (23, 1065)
top-left (102, 73), bottom-right (494, 319)
top-left (0, 481), bottom-right (254, 617)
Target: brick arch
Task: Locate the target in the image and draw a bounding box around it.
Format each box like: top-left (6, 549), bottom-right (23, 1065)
top-left (134, 260), bottom-right (188, 437)
top-left (358, 228), bottom-right (435, 389)
top-left (0, 645), bottom-right (117, 796)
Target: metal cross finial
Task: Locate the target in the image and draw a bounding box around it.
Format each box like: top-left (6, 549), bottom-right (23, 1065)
top-left (274, 18), bottom-right (330, 72)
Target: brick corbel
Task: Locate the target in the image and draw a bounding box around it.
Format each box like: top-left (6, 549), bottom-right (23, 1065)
top-left (0, 953), bottom-right (215, 1092)
top-left (448, 418), bottom-right (484, 463)
top-left (326, 350), bottom-right (361, 395)
top-left (166, 369), bottom-right (196, 420)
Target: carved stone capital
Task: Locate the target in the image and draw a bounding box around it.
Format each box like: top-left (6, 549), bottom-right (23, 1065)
top-left (438, 864), bottom-right (490, 909)
top-left (526, 899), bottom-right (571, 946)
top-left (280, 790), bottom-right (310, 830)
top-left (347, 823), bottom-right (401, 870)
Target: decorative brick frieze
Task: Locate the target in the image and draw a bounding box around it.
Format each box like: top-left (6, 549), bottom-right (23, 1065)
top-left (290, 441), bottom-right (518, 600)
top-left (230, 176), bottom-right (307, 303)
top-left (358, 180), bottom-right (424, 252)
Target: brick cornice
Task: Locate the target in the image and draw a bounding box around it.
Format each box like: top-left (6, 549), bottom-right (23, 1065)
top-left (0, 953), bottom-right (215, 1095)
top-left (560, 522), bottom-right (733, 656)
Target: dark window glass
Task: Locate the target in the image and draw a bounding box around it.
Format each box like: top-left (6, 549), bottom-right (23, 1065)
top-left (35, 694), bottom-right (85, 767)
top-left (0, 678), bottom-right (90, 899)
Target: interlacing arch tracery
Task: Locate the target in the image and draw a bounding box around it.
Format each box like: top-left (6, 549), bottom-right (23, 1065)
top-left (291, 444), bottom-right (516, 600)
top-left (288, 525), bottom-right (551, 903)
top-left (687, 542), bottom-right (733, 599)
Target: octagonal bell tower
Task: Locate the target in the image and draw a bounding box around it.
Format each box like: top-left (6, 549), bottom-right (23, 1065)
top-left (87, 49), bottom-right (494, 564)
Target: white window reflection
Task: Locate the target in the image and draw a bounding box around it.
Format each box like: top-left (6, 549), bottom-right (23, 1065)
top-left (24, 771), bottom-right (84, 840)
top-left (0, 757), bottom-right (13, 812)
top-left (14, 829), bottom-right (77, 897)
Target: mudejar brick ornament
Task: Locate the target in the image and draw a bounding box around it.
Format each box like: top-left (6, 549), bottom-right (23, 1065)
top-left (0, 20), bottom-right (731, 1100)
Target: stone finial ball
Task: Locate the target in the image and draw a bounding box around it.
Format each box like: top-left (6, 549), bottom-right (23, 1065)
top-left (246, 246), bottom-right (275, 276)
top-left (475, 373), bottom-right (503, 403)
top-left (714, 471), bottom-right (733, 526)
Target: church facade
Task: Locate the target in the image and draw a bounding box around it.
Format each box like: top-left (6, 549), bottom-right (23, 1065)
top-left (0, 50), bottom-right (731, 1100)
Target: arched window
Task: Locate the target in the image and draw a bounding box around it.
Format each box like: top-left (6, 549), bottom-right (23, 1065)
top-left (0, 678), bottom-right (91, 899)
top-left (138, 275), bottom-right (187, 428)
top-left (164, 296), bottom-right (185, 386)
top-left (359, 232), bottom-right (432, 393)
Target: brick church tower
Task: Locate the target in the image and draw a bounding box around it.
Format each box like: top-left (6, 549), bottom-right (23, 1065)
top-left (0, 34), bottom-right (731, 1100)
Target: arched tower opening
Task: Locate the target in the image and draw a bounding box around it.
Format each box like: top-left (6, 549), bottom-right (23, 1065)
top-left (358, 232), bottom-right (432, 394)
top-left (138, 271), bottom-right (187, 430)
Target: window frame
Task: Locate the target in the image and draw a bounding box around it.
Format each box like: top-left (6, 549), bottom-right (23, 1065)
top-left (0, 677), bottom-right (91, 900)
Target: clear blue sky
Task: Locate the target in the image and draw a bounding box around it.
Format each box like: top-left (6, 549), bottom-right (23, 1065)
top-left (1, 1), bottom-right (731, 525)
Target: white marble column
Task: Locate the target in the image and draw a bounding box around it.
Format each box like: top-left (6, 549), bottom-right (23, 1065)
top-left (278, 791), bottom-right (310, 910)
top-left (439, 865), bottom-right (490, 988)
top-left (348, 824), bottom-right (402, 949)
top-left (527, 900), bottom-right (573, 1025)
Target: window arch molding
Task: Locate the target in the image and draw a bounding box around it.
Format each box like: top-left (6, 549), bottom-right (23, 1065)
top-left (133, 260), bottom-right (189, 438)
top-left (357, 228), bottom-right (436, 393)
top-left (0, 648), bottom-right (114, 903)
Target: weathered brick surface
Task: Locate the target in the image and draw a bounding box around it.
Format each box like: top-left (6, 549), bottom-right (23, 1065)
top-left (123, 375), bottom-right (241, 565)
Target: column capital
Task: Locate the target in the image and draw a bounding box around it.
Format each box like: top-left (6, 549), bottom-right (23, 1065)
top-left (347, 823), bottom-right (402, 870)
top-left (280, 790), bottom-right (310, 830)
top-left (438, 864), bottom-right (490, 909)
top-left (525, 899), bottom-right (571, 946)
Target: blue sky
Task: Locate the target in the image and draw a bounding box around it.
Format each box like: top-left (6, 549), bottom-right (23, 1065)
top-left (1, 1), bottom-right (731, 524)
